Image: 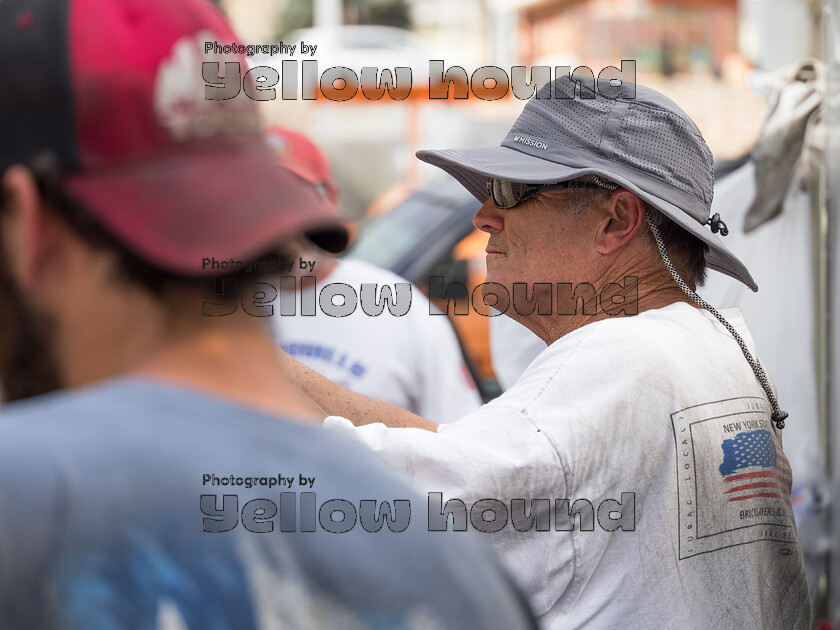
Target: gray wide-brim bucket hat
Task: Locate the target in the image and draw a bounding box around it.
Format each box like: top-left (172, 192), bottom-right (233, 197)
top-left (416, 78), bottom-right (757, 291)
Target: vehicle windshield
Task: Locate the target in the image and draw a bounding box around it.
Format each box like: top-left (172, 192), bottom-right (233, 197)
top-left (349, 191), bottom-right (455, 268)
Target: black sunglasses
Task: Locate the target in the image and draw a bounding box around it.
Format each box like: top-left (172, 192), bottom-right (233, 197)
top-left (486, 179), bottom-right (609, 209)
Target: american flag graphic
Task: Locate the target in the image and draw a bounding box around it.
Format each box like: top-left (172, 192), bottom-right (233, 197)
top-left (718, 429), bottom-right (792, 504)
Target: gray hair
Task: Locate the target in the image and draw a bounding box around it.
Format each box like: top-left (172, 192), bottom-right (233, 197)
top-left (548, 175), bottom-right (709, 289)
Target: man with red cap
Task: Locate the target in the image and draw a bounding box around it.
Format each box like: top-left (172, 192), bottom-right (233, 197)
top-left (265, 126), bottom-right (482, 422)
top-left (0, 0), bottom-right (538, 627)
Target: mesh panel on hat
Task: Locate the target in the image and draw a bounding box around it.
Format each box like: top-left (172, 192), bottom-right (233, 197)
top-left (512, 89), bottom-right (613, 151)
top-left (612, 104), bottom-right (714, 206)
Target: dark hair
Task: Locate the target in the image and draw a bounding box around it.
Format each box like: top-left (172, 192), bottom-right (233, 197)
top-left (1, 154), bottom-right (286, 298)
top-left (562, 177), bottom-right (708, 289)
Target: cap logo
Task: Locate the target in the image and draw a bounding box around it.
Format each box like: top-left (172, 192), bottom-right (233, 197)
top-left (154, 29), bottom-right (257, 142)
top-left (513, 135), bottom-right (548, 150)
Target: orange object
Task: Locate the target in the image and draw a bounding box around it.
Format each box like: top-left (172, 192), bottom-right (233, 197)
top-left (431, 228), bottom-right (496, 382)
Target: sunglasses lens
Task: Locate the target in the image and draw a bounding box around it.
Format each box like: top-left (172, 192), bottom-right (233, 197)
top-left (487, 179), bottom-right (530, 209)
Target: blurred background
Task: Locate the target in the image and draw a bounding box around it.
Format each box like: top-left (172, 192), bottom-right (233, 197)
top-left (214, 0), bottom-right (837, 625)
top-left (218, 0), bottom-right (821, 219)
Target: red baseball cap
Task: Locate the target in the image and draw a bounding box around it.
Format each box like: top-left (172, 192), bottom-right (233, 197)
top-left (0, 0), bottom-right (348, 274)
top-left (265, 126), bottom-right (340, 208)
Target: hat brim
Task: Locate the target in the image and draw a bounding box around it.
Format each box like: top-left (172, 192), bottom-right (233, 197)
top-left (65, 143), bottom-right (348, 275)
top-left (416, 145), bottom-right (758, 292)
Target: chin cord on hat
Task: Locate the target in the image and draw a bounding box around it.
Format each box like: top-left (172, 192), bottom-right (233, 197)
top-left (644, 211), bottom-right (789, 430)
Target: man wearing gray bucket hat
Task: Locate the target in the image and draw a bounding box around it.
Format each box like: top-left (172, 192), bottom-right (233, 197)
top-left (283, 77), bottom-right (811, 628)
top-left (420, 79), bottom-right (756, 290)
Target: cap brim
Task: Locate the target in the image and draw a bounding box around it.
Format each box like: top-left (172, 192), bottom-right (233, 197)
top-left (65, 143), bottom-right (348, 275)
top-left (417, 145), bottom-right (758, 292)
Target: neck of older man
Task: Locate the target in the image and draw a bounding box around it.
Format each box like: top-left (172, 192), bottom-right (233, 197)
top-left (512, 251), bottom-right (699, 346)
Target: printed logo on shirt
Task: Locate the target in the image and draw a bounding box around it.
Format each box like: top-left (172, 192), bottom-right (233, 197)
top-left (281, 342), bottom-right (367, 385)
top-left (671, 398), bottom-right (796, 560)
top-left (719, 429), bottom-right (792, 502)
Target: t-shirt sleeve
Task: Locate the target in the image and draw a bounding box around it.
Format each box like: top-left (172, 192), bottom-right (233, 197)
top-left (324, 407), bottom-right (564, 501)
top-left (323, 406), bottom-right (576, 616)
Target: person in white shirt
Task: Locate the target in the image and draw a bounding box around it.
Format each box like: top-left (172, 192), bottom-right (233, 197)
top-left (280, 78), bottom-right (811, 629)
top-left (266, 127), bottom-right (482, 422)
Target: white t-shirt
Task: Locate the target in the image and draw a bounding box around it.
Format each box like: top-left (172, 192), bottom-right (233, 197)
top-left (273, 258), bottom-right (481, 423)
top-left (325, 303), bottom-right (811, 629)
top-left (490, 314), bottom-right (545, 391)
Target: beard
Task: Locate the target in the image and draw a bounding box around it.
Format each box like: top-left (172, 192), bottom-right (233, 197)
top-left (0, 242), bottom-right (63, 403)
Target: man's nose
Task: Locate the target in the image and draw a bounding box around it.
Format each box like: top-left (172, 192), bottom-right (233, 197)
top-left (473, 198), bottom-right (505, 234)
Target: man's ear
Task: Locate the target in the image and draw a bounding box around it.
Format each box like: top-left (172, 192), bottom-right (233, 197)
top-left (595, 190), bottom-right (647, 255)
top-left (1, 166), bottom-right (65, 289)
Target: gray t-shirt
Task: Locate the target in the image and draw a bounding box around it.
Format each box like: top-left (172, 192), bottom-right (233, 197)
top-left (0, 379), bottom-right (536, 629)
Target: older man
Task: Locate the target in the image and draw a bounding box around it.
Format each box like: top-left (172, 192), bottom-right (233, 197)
top-left (284, 78), bottom-right (811, 628)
